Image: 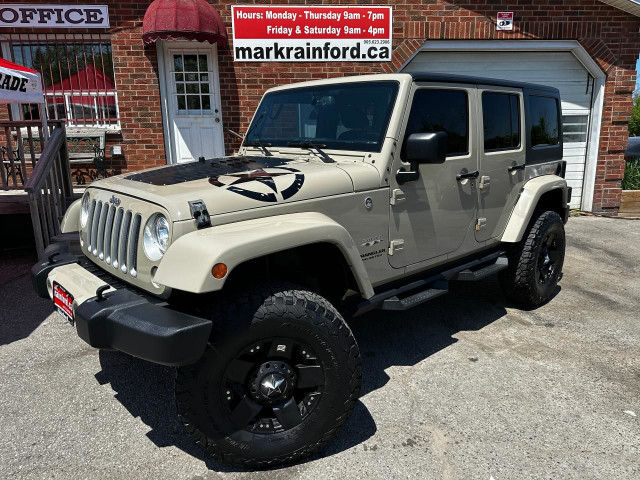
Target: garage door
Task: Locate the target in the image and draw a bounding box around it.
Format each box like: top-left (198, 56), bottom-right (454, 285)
top-left (402, 51), bottom-right (593, 208)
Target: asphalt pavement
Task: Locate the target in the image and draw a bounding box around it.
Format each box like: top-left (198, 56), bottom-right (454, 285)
top-left (1, 216), bottom-right (639, 479)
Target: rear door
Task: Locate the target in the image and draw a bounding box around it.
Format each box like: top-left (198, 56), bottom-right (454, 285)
top-left (475, 86), bottom-right (526, 242)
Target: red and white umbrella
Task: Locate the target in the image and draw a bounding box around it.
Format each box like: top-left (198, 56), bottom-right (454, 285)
top-left (0, 57), bottom-right (44, 104)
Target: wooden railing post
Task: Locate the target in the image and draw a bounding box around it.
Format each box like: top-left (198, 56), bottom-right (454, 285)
top-left (59, 122), bottom-right (73, 198)
top-left (23, 126), bottom-right (66, 259)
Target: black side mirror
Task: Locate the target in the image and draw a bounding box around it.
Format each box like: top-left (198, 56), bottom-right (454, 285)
top-left (397, 132), bottom-right (448, 184)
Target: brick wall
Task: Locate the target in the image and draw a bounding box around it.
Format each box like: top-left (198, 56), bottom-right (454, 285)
top-left (216, 0), bottom-right (640, 213)
top-left (2, 0), bottom-right (639, 213)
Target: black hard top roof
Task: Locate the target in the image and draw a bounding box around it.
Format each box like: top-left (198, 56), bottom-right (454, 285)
top-left (408, 72), bottom-right (559, 94)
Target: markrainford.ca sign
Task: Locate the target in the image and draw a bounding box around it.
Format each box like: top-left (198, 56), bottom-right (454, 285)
top-left (231, 6), bottom-right (392, 62)
top-left (0, 5), bottom-right (110, 28)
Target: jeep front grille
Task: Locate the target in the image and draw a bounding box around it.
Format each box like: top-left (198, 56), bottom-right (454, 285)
top-left (86, 200), bottom-right (142, 278)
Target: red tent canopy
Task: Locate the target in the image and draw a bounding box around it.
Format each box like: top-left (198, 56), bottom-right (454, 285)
top-left (142, 0), bottom-right (227, 47)
top-left (44, 64), bottom-right (115, 105)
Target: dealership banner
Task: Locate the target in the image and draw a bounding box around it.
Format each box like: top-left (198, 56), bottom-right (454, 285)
top-left (231, 6), bottom-right (392, 62)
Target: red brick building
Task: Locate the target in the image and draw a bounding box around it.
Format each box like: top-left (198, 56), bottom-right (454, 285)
top-left (1, 0), bottom-right (638, 213)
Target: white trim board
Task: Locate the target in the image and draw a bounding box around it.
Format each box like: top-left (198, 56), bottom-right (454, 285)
top-left (400, 40), bottom-right (605, 211)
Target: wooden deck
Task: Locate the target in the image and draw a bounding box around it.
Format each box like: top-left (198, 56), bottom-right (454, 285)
top-left (0, 187), bottom-right (85, 215)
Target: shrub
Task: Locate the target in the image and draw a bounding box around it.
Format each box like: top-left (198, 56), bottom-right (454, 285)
top-left (630, 97), bottom-right (640, 137)
top-left (622, 158), bottom-right (640, 190)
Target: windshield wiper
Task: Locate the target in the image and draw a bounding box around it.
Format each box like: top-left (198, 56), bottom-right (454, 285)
top-left (287, 141), bottom-right (335, 163)
top-left (249, 139), bottom-right (273, 156)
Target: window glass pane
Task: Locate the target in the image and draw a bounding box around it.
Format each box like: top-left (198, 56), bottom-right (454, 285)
top-left (482, 92), bottom-right (521, 151)
top-left (244, 81), bottom-right (399, 152)
top-left (530, 96), bottom-right (559, 147)
top-left (184, 55), bottom-right (198, 72)
top-left (177, 96), bottom-right (186, 111)
top-left (186, 83), bottom-right (199, 94)
top-left (174, 73), bottom-right (184, 82)
top-left (187, 95), bottom-right (200, 110)
top-left (200, 73), bottom-right (209, 82)
top-left (562, 115), bottom-right (588, 143)
top-left (402, 89), bottom-right (468, 158)
top-left (176, 83), bottom-right (185, 94)
top-left (198, 55), bottom-right (208, 71)
top-left (202, 95), bottom-right (211, 110)
top-left (173, 55), bottom-right (183, 71)
top-left (186, 73), bottom-right (198, 82)
top-left (11, 39), bottom-right (118, 126)
top-left (200, 83), bottom-right (209, 94)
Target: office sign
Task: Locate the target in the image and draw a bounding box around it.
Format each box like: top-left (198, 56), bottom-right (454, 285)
top-left (0, 5), bottom-right (110, 28)
top-left (232, 6), bottom-right (392, 62)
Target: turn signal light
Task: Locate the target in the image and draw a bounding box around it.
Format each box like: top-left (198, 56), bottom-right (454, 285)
top-left (211, 263), bottom-right (228, 279)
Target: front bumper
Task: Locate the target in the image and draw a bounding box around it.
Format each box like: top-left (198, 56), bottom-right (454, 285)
top-left (31, 243), bottom-right (211, 366)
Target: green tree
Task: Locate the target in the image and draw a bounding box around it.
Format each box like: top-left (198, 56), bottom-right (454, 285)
top-left (630, 96), bottom-right (640, 136)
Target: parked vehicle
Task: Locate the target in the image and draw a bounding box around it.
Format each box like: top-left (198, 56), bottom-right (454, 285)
top-left (625, 135), bottom-right (640, 159)
top-left (32, 72), bottom-right (570, 467)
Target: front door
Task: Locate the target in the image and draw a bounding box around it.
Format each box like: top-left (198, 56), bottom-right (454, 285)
top-left (388, 84), bottom-right (478, 268)
top-left (475, 87), bottom-right (526, 242)
top-left (163, 42), bottom-right (224, 163)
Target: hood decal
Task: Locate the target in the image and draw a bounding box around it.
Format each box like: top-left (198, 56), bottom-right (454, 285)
top-left (210, 166), bottom-right (304, 202)
top-left (124, 156), bottom-right (292, 186)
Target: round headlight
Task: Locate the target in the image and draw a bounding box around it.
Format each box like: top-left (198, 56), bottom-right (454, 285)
top-left (80, 194), bottom-right (90, 228)
top-left (155, 215), bottom-right (170, 253)
top-left (143, 214), bottom-right (170, 261)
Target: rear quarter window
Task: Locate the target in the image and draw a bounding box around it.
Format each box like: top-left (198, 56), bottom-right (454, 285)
top-left (529, 95), bottom-right (560, 147)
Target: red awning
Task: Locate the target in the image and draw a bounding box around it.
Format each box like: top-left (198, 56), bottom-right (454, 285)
top-left (142, 0), bottom-right (227, 47)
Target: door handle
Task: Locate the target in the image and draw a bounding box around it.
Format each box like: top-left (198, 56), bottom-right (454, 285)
top-left (508, 163), bottom-right (526, 172)
top-left (456, 170), bottom-right (479, 181)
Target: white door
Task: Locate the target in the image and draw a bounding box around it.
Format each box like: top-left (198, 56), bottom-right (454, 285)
top-left (163, 42), bottom-right (224, 163)
top-left (402, 51), bottom-right (594, 208)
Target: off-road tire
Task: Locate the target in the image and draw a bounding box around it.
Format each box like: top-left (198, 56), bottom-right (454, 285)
top-left (175, 283), bottom-right (361, 468)
top-left (499, 210), bottom-right (565, 307)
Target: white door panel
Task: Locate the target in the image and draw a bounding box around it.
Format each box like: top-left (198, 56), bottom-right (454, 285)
top-left (163, 43), bottom-right (224, 164)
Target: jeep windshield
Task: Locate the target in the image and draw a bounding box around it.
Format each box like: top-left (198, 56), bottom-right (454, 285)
top-left (244, 81), bottom-right (399, 153)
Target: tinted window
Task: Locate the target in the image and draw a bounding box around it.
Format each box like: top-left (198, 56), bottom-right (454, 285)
top-left (482, 92), bottom-right (520, 151)
top-left (529, 96), bottom-right (559, 147)
top-left (244, 81), bottom-right (399, 152)
top-left (401, 89), bottom-right (468, 159)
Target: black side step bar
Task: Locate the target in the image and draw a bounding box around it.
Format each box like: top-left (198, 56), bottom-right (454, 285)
top-left (456, 256), bottom-right (508, 281)
top-left (354, 251), bottom-right (508, 316)
top-left (382, 280), bottom-right (448, 311)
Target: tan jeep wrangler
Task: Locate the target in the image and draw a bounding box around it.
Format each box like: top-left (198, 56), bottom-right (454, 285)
top-left (32, 73), bottom-right (570, 467)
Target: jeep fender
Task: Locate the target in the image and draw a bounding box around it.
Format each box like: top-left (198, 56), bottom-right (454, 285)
top-left (60, 198), bottom-right (82, 233)
top-left (501, 175), bottom-right (568, 243)
top-left (153, 212), bottom-right (375, 298)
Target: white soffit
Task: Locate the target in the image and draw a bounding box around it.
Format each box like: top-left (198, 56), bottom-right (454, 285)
top-left (599, 0), bottom-right (640, 17)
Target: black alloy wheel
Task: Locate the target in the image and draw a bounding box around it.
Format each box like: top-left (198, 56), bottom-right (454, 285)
top-left (536, 231), bottom-right (561, 286)
top-left (221, 338), bottom-right (324, 434)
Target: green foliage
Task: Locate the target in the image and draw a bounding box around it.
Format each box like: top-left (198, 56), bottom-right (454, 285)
top-left (622, 158), bottom-right (640, 190)
top-left (630, 97), bottom-right (640, 136)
